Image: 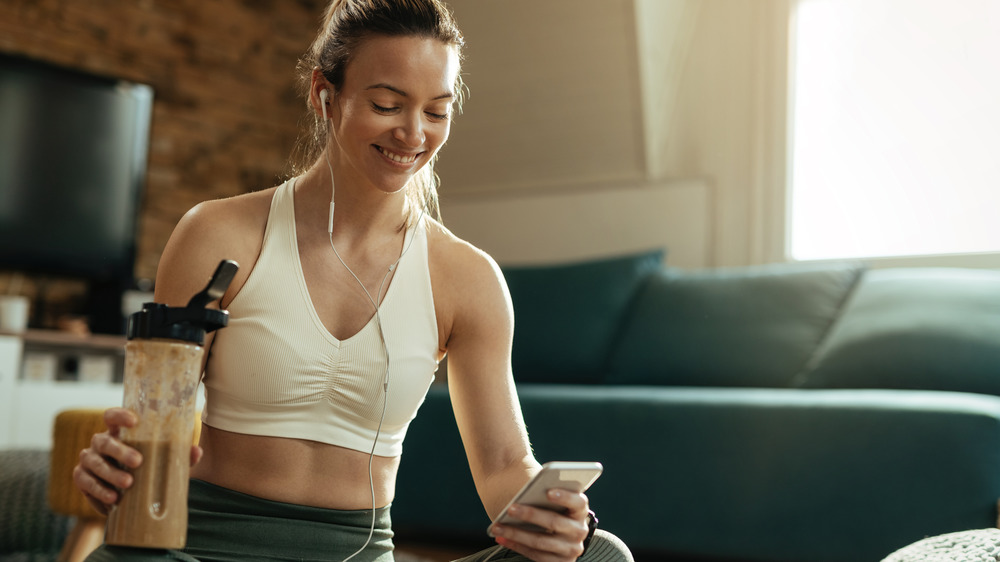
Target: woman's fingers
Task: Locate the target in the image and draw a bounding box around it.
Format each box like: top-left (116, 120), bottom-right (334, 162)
top-left (84, 441), bottom-right (137, 489)
top-left (493, 503), bottom-right (588, 540)
top-left (73, 446), bottom-right (123, 514)
top-left (72, 410), bottom-right (144, 515)
top-left (72, 456), bottom-right (116, 512)
top-left (102, 407), bottom-right (138, 437)
top-left (490, 490), bottom-right (591, 562)
top-left (91, 430), bottom-right (142, 469)
top-left (491, 521), bottom-right (585, 562)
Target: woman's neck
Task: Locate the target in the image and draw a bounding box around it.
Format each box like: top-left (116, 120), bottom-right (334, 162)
top-left (297, 159), bottom-right (410, 242)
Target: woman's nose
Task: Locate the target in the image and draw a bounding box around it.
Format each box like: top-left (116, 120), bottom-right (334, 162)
top-left (394, 114), bottom-right (425, 147)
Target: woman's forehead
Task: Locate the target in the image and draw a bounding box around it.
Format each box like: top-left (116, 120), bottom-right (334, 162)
top-left (344, 35), bottom-right (459, 97)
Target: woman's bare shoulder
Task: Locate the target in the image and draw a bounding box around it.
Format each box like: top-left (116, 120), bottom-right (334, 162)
top-left (425, 218), bottom-right (512, 328)
top-left (178, 187), bottom-right (276, 238)
top-left (155, 186), bottom-right (279, 305)
top-left (425, 218), bottom-right (503, 282)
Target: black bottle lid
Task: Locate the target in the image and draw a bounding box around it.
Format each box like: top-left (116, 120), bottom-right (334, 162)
top-left (126, 260), bottom-right (239, 346)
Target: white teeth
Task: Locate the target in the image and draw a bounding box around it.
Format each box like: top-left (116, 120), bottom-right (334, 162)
top-left (378, 146), bottom-right (417, 163)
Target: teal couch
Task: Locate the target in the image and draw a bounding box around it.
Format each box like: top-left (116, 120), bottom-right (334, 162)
top-left (392, 252), bottom-right (1000, 562)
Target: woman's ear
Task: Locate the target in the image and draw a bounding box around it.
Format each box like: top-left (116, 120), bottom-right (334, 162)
top-left (310, 67), bottom-right (332, 120)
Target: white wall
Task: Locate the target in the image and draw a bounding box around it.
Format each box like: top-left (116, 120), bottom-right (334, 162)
top-left (439, 0), bottom-right (646, 195)
top-left (439, 0), bottom-right (791, 270)
top-left (440, 179), bottom-right (711, 269)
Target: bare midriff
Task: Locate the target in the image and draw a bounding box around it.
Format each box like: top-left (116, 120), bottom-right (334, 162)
top-left (189, 424), bottom-right (400, 510)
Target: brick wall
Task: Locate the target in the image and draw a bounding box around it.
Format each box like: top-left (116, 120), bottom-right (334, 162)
top-left (0, 0), bottom-right (323, 283)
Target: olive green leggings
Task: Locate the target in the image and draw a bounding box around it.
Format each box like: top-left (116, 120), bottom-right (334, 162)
top-left (85, 479), bottom-right (632, 562)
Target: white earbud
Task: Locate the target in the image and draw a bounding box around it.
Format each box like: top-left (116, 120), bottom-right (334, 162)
top-left (319, 87), bottom-right (334, 233)
top-left (320, 88), bottom-right (330, 120)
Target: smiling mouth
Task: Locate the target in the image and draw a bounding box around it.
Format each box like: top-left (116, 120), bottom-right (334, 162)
top-left (375, 145), bottom-right (420, 164)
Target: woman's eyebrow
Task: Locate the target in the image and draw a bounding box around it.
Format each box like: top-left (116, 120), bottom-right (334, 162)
top-left (365, 83), bottom-right (453, 100)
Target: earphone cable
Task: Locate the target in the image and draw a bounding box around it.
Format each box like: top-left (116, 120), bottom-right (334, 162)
top-left (325, 149), bottom-right (425, 561)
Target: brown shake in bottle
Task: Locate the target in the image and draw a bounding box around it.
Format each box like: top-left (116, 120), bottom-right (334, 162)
top-left (105, 260), bottom-right (237, 549)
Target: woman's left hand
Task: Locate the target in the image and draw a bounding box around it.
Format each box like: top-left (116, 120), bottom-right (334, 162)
top-left (489, 488), bottom-right (591, 562)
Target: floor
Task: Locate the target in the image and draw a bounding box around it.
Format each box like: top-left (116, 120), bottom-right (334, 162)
top-left (394, 538), bottom-right (495, 562)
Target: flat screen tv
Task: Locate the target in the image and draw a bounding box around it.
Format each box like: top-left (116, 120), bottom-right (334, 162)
top-left (0, 52), bottom-right (153, 334)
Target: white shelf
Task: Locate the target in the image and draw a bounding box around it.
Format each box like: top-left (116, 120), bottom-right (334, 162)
top-left (8, 381), bottom-right (124, 450)
top-left (0, 330), bottom-right (126, 450)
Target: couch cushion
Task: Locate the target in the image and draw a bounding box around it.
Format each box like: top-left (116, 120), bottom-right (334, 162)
top-left (502, 248), bottom-right (664, 383)
top-left (794, 268), bottom-right (1000, 394)
top-left (606, 261), bottom-right (865, 387)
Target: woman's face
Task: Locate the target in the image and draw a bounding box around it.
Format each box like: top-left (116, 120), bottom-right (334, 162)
top-left (328, 34), bottom-right (459, 196)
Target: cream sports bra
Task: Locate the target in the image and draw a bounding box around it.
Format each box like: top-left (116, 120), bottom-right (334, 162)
top-left (201, 178), bottom-right (439, 457)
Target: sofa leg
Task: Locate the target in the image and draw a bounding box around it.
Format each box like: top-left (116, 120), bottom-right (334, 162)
top-left (58, 518), bottom-right (105, 562)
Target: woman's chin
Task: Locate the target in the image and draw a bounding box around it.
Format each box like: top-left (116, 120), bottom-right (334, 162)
top-left (371, 180), bottom-right (410, 196)
top-left (370, 169), bottom-right (423, 195)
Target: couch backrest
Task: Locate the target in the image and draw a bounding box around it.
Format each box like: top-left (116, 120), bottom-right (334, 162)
top-left (605, 261), bottom-right (865, 387)
top-left (502, 248), bottom-right (665, 384)
top-left (793, 267), bottom-right (1000, 394)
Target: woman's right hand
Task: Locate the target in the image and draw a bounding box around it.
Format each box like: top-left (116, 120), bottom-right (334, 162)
top-left (72, 408), bottom-right (205, 516)
top-left (72, 408), bottom-right (142, 515)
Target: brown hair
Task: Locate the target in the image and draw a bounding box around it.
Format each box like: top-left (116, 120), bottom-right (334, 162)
top-left (289, 0), bottom-right (466, 222)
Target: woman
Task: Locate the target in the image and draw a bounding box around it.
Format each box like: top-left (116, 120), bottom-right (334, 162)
top-left (74, 1), bottom-right (632, 561)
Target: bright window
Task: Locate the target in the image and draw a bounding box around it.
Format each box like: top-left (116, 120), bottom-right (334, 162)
top-left (788, 0), bottom-right (1000, 261)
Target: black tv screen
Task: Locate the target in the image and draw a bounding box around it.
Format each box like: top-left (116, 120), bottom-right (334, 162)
top-left (0, 53), bottom-right (153, 332)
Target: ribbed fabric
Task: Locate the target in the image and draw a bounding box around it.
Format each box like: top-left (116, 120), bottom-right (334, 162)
top-left (202, 178), bottom-right (439, 457)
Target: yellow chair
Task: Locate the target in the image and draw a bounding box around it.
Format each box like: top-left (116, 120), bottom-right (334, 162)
top-left (48, 409), bottom-right (110, 562)
top-left (48, 408), bottom-right (203, 562)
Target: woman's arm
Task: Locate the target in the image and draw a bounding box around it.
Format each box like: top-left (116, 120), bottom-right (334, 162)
top-left (438, 238), bottom-right (590, 561)
top-left (72, 194), bottom-right (267, 514)
top-left (443, 248), bottom-right (537, 516)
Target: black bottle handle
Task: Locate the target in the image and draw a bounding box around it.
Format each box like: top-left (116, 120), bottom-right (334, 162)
top-left (186, 260), bottom-right (239, 311)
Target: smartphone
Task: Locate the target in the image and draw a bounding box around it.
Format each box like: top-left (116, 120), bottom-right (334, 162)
top-left (487, 461), bottom-right (603, 536)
